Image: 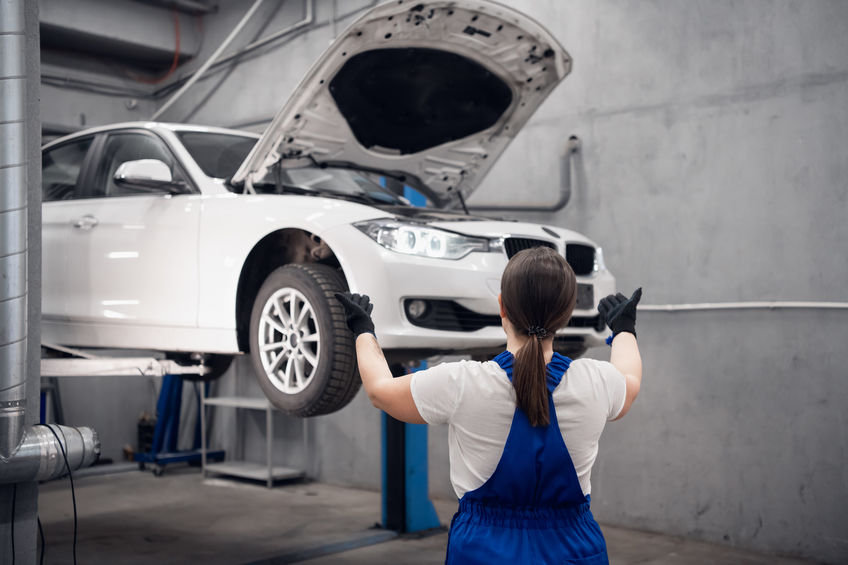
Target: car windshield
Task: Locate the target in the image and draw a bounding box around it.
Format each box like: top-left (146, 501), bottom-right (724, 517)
top-left (254, 166), bottom-right (410, 205)
top-left (177, 131), bottom-right (258, 179)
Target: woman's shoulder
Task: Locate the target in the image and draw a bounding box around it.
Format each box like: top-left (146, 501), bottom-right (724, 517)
top-left (417, 357), bottom-right (505, 380)
top-left (565, 357), bottom-right (621, 383)
top-left (450, 357), bottom-right (513, 390)
top-left (569, 357), bottom-right (616, 370)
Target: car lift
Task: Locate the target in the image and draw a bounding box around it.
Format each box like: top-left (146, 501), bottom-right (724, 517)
top-left (42, 347), bottom-right (438, 542)
top-left (382, 362), bottom-right (442, 533)
top-left (40, 343), bottom-right (224, 475)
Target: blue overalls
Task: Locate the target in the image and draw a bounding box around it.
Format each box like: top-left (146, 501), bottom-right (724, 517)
top-left (445, 351), bottom-right (609, 564)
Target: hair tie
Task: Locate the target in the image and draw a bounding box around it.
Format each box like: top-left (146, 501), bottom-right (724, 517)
top-left (527, 325), bottom-right (548, 339)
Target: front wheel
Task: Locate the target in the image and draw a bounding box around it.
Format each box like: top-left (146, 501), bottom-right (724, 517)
top-left (248, 264), bottom-right (360, 417)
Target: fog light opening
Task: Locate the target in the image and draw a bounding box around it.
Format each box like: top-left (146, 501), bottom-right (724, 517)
top-left (406, 299), bottom-right (429, 321)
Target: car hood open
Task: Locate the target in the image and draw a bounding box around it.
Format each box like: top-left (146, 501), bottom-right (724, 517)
top-left (231, 0), bottom-right (571, 208)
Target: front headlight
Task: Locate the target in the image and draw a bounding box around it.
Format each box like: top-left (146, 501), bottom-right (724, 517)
top-left (354, 219), bottom-right (492, 260)
top-left (594, 247), bottom-right (607, 273)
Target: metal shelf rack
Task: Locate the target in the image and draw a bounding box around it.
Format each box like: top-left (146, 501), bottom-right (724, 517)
top-left (200, 393), bottom-right (305, 488)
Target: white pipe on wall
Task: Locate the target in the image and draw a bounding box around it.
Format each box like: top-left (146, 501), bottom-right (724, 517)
top-left (638, 301), bottom-right (848, 312)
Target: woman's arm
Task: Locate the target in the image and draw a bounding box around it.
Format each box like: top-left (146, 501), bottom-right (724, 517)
top-left (334, 292), bottom-right (426, 424)
top-left (598, 288), bottom-right (644, 421)
top-left (609, 332), bottom-right (641, 420)
top-left (354, 334), bottom-right (426, 424)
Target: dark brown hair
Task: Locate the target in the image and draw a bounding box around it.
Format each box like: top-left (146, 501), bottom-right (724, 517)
top-left (500, 246), bottom-right (577, 426)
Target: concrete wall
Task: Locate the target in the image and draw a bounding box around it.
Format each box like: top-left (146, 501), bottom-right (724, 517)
top-left (460, 2), bottom-right (848, 563)
top-left (40, 1), bottom-right (848, 563)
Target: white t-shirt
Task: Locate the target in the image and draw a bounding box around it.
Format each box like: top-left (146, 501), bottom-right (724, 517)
top-left (410, 356), bottom-right (627, 499)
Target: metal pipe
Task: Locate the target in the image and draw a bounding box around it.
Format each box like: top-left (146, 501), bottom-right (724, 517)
top-left (134, 0), bottom-right (218, 15)
top-left (0, 0), bottom-right (29, 461)
top-left (468, 135), bottom-right (580, 213)
top-left (151, 0), bottom-right (267, 121)
top-left (638, 301), bottom-right (848, 313)
top-left (212, 0), bottom-right (314, 69)
top-left (0, 425), bottom-right (99, 484)
top-left (0, 0), bottom-right (102, 483)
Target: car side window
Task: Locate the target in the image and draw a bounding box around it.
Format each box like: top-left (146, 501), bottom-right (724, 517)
top-left (42, 137), bottom-right (94, 202)
top-left (93, 132), bottom-right (186, 197)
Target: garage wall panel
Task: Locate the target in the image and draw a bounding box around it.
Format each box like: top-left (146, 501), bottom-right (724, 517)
top-left (587, 310), bottom-right (848, 562)
top-left (463, 1), bottom-right (848, 563)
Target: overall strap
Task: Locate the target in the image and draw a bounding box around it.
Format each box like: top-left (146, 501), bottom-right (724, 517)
top-left (458, 351), bottom-right (586, 508)
top-left (492, 349), bottom-right (571, 392)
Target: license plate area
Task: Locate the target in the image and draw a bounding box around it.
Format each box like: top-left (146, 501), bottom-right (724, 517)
top-left (576, 284), bottom-right (594, 310)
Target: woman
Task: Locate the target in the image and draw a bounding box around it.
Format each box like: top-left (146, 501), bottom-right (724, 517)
top-left (336, 246), bottom-right (643, 564)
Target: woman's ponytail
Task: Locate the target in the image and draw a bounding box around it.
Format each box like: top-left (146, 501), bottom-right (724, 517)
top-left (500, 247), bottom-right (577, 427)
top-left (513, 331), bottom-right (550, 426)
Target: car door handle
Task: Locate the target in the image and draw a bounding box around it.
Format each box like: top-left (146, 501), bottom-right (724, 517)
top-left (72, 215), bottom-right (99, 230)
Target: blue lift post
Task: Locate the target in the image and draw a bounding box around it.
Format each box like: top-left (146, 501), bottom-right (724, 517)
top-left (379, 183), bottom-right (442, 533)
top-left (134, 374), bottom-right (224, 474)
top-left (382, 362), bottom-right (441, 533)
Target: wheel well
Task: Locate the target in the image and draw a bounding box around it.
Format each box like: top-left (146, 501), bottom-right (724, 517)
top-left (235, 229), bottom-right (344, 352)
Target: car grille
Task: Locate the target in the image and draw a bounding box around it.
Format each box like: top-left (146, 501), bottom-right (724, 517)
top-left (504, 238), bottom-right (596, 277)
top-left (504, 237), bottom-right (556, 258)
top-left (565, 243), bottom-right (595, 275)
top-left (405, 299), bottom-right (602, 333)
top-left (568, 315), bottom-right (605, 331)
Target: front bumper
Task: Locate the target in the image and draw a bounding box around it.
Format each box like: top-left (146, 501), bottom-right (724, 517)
top-left (328, 225), bottom-right (615, 353)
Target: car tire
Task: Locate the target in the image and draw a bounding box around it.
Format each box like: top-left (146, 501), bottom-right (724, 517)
top-left (248, 263), bottom-right (359, 417)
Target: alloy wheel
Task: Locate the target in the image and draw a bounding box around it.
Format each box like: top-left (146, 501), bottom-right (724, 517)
top-left (257, 287), bottom-right (320, 394)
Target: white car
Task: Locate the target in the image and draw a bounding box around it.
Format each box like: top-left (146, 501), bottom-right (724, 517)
top-left (40, 0), bottom-right (615, 416)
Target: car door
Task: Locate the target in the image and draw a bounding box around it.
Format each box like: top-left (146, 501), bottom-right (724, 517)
top-left (73, 130), bottom-right (201, 331)
top-left (41, 135), bottom-right (98, 322)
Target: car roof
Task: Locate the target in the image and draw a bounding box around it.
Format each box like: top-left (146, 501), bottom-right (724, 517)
top-left (42, 121), bottom-right (261, 150)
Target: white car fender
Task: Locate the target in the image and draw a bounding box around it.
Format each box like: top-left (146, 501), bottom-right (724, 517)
top-left (195, 193), bottom-right (386, 330)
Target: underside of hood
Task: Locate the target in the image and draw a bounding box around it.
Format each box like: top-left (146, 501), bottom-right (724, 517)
top-left (231, 0), bottom-right (571, 208)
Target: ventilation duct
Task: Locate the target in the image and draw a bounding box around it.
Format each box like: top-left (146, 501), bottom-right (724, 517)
top-left (0, 0), bottom-right (99, 482)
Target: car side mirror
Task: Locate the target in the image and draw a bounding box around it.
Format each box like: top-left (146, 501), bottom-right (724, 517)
top-left (113, 159), bottom-right (185, 194)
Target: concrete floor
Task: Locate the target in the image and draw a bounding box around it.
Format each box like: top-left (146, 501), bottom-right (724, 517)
top-left (35, 467), bottom-right (815, 565)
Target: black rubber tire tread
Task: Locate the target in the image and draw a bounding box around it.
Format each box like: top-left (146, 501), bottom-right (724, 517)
top-left (315, 265), bottom-right (363, 412)
top-left (248, 263), bottom-right (359, 417)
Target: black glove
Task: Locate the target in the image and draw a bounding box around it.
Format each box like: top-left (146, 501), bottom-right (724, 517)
top-left (334, 292), bottom-right (375, 337)
top-left (598, 287), bottom-right (642, 338)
